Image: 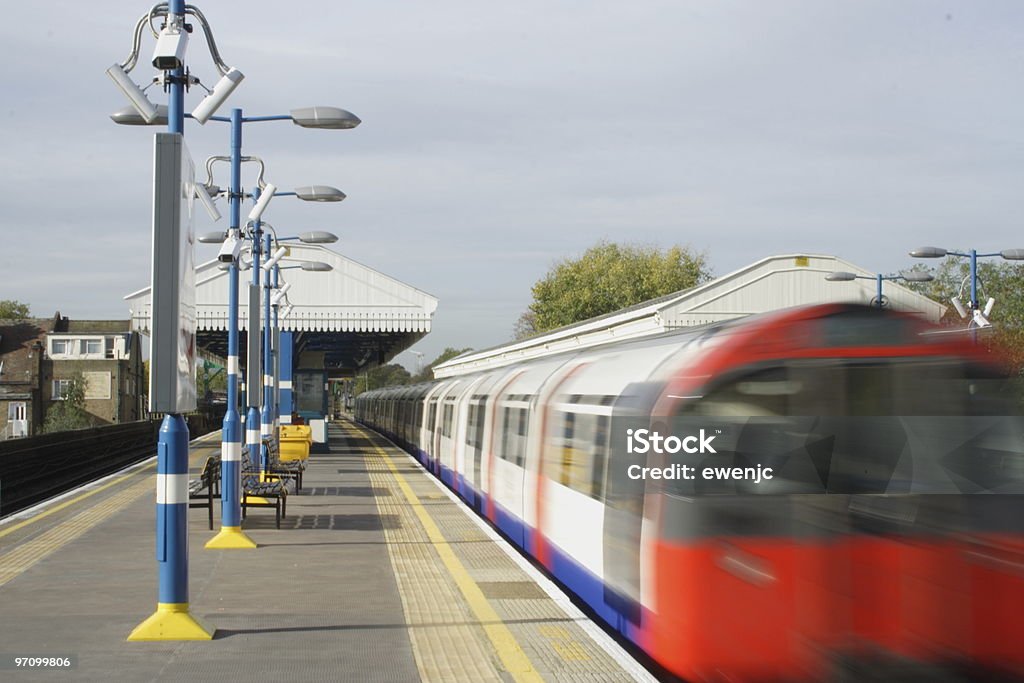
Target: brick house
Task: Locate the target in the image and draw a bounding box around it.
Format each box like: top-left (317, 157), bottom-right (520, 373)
top-left (0, 314), bottom-right (146, 437)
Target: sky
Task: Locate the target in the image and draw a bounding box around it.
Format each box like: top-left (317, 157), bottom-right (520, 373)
top-left (2, 1), bottom-right (1023, 371)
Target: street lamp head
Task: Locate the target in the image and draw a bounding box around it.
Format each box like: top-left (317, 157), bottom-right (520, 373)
top-left (290, 106), bottom-right (361, 130)
top-left (900, 270), bottom-right (934, 283)
top-left (294, 186), bottom-right (346, 203)
top-left (298, 231), bottom-right (339, 244)
top-left (106, 64), bottom-right (159, 123)
top-left (300, 261), bottom-right (332, 272)
top-left (825, 271), bottom-right (858, 282)
top-left (909, 246), bottom-right (947, 258)
top-left (110, 104), bottom-right (169, 126)
top-left (1000, 249), bottom-right (1024, 260)
top-left (198, 231), bottom-right (228, 244)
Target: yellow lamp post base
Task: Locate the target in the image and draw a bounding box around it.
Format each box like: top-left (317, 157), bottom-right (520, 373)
top-left (205, 526), bottom-right (258, 549)
top-left (127, 603), bottom-right (215, 641)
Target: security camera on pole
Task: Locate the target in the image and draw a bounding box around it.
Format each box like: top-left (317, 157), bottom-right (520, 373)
top-left (108, 0), bottom-right (246, 642)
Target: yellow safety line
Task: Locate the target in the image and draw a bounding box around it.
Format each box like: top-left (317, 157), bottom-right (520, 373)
top-left (0, 443), bottom-right (217, 541)
top-left (0, 467), bottom-right (155, 541)
top-left (359, 426), bottom-right (544, 683)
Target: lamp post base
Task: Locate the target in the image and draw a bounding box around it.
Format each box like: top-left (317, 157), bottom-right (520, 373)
top-left (127, 603), bottom-right (216, 641)
top-left (205, 526), bottom-right (257, 549)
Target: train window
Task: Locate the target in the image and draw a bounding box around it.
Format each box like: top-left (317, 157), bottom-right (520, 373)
top-left (499, 406), bottom-right (528, 467)
top-left (546, 408), bottom-right (608, 501)
top-left (466, 401), bottom-right (486, 450)
top-left (441, 403), bottom-right (454, 437)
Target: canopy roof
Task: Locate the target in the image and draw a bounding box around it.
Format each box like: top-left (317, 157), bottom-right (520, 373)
top-left (125, 244), bottom-right (438, 376)
top-left (435, 254), bottom-right (945, 378)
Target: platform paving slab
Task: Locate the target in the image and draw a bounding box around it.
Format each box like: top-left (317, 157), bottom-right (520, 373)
top-left (0, 420), bottom-right (650, 683)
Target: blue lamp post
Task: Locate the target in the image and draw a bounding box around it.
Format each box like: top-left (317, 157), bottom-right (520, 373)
top-left (909, 247), bottom-right (1024, 331)
top-left (257, 226), bottom-right (336, 434)
top-left (129, 113), bottom-right (355, 545)
top-left (824, 270), bottom-right (934, 308)
top-left (265, 252), bottom-right (334, 430)
top-left (110, 0), bottom-right (247, 642)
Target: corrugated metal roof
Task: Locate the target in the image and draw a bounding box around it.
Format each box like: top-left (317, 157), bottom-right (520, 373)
top-left (434, 254), bottom-right (947, 378)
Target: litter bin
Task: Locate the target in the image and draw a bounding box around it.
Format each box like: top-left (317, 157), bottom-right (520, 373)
top-left (279, 424), bottom-right (313, 461)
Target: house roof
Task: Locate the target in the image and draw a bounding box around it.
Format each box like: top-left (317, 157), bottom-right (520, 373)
top-left (0, 318), bottom-right (49, 388)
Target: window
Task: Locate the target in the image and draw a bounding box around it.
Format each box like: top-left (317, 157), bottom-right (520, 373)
top-left (52, 379), bottom-right (73, 400)
top-left (52, 339), bottom-right (69, 355)
top-left (548, 409), bottom-right (608, 500)
top-left (499, 406), bottom-right (528, 467)
top-left (441, 403), bottom-right (454, 438)
top-left (81, 339), bottom-right (102, 354)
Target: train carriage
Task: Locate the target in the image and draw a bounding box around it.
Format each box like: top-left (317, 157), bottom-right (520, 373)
top-left (356, 304), bottom-right (1024, 681)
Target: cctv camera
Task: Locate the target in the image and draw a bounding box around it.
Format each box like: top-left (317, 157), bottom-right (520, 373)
top-left (972, 309), bottom-right (992, 328)
top-left (218, 231), bottom-right (243, 263)
top-left (983, 297), bottom-right (995, 318)
top-left (152, 24), bottom-right (189, 71)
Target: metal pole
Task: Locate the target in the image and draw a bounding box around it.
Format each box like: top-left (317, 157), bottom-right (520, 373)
top-left (271, 264), bottom-right (280, 430)
top-left (246, 188), bottom-right (263, 475)
top-left (129, 0), bottom-right (214, 640)
top-left (876, 274), bottom-right (883, 308)
top-left (969, 249), bottom-right (979, 310)
top-left (261, 232), bottom-right (274, 474)
top-left (207, 108), bottom-right (255, 549)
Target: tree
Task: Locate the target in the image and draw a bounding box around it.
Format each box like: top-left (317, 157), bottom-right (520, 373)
top-left (352, 363), bottom-right (413, 397)
top-left (43, 374), bottom-right (92, 433)
top-left (907, 257), bottom-right (1024, 373)
top-left (522, 241), bottom-right (712, 333)
top-left (197, 360), bottom-right (227, 399)
top-left (0, 299), bottom-right (30, 320)
top-left (412, 347), bottom-right (473, 383)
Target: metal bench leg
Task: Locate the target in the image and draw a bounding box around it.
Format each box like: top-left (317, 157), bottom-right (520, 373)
top-left (275, 499), bottom-right (281, 529)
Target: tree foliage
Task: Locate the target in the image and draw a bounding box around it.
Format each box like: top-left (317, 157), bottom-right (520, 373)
top-left (352, 363), bottom-right (413, 397)
top-left (43, 374), bottom-right (92, 433)
top-left (907, 256), bottom-right (1024, 373)
top-left (0, 299), bottom-right (30, 320)
top-left (197, 360), bottom-right (227, 399)
top-left (522, 241), bottom-right (712, 334)
top-left (412, 347), bottom-right (473, 383)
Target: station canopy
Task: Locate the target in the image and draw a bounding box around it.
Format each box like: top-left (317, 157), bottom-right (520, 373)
top-left (124, 243), bottom-right (438, 377)
top-left (435, 253), bottom-right (945, 378)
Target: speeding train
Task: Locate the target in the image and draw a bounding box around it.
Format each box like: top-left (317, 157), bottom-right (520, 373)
top-left (356, 304), bottom-right (1024, 681)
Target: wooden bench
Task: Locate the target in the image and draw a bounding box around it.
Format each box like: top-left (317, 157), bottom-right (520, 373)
top-left (188, 456), bottom-right (221, 530)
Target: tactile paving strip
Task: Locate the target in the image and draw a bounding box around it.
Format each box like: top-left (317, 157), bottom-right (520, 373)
top-left (346, 422), bottom-right (645, 683)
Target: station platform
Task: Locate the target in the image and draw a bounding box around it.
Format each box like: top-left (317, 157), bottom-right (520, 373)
top-left (0, 418), bottom-right (655, 682)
